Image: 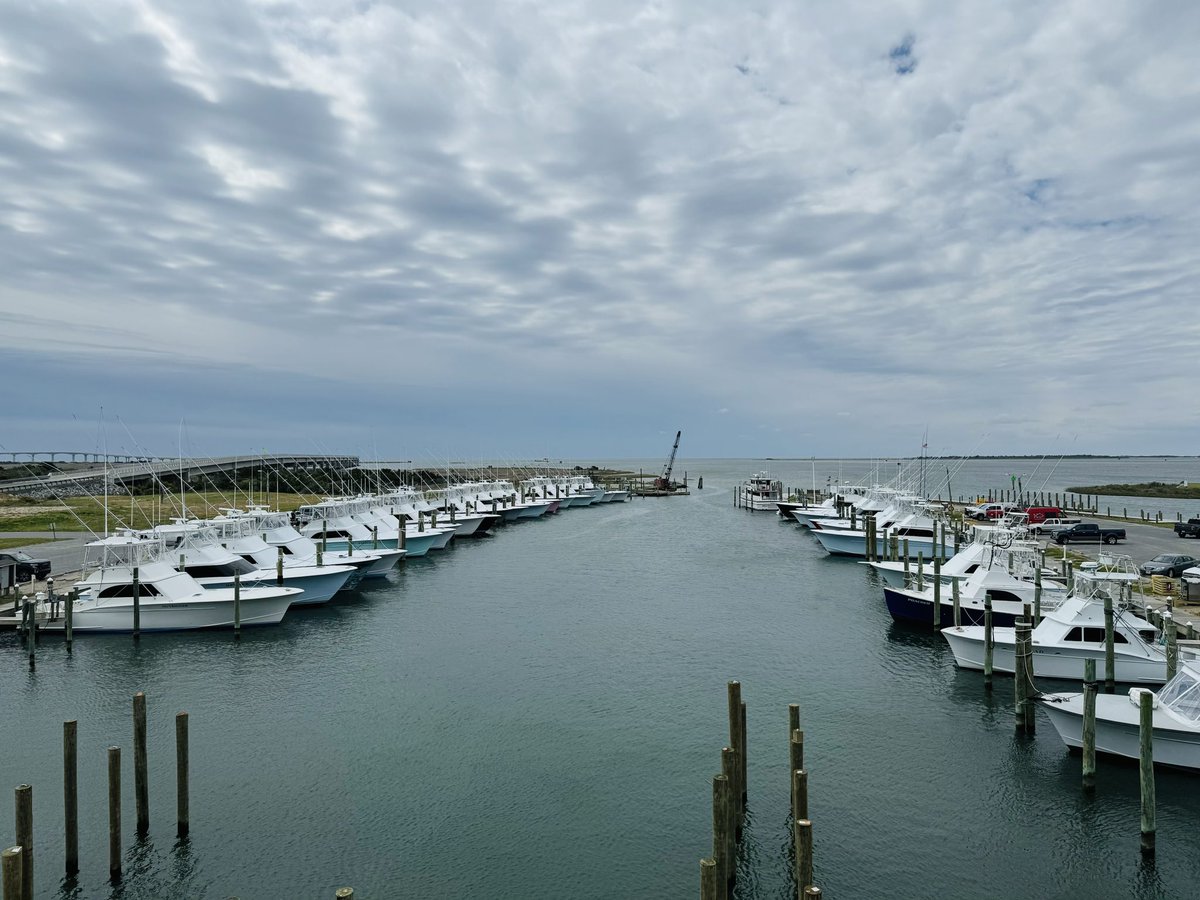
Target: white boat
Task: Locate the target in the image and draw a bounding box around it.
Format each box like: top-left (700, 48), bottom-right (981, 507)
top-left (1039, 666), bottom-right (1200, 770)
top-left (295, 498), bottom-right (431, 563)
top-left (738, 472), bottom-right (782, 511)
top-left (883, 545), bottom-right (1070, 628)
top-left (40, 535), bottom-right (299, 632)
top-left (811, 503), bottom-right (951, 559)
top-left (864, 529), bottom-right (1040, 588)
top-left (779, 485), bottom-right (866, 523)
top-left (156, 519), bottom-right (357, 606)
top-left (942, 560), bottom-right (1168, 683)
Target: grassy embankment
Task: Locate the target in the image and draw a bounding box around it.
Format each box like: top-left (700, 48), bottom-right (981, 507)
top-left (1069, 482), bottom-right (1200, 500)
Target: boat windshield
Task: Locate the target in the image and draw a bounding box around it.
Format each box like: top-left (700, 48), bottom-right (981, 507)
top-left (1157, 669), bottom-right (1200, 723)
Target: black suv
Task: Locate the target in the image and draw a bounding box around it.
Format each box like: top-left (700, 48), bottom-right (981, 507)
top-left (2, 550), bottom-right (51, 584)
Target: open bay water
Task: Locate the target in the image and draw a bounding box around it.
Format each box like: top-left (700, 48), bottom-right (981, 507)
top-left (2, 458), bottom-right (1199, 898)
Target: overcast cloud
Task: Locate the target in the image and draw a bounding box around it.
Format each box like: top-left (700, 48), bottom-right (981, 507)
top-left (1, 0), bottom-right (1197, 458)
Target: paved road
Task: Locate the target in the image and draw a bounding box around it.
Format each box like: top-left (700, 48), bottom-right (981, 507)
top-left (2, 532), bottom-right (89, 583)
top-left (1038, 519), bottom-right (1193, 567)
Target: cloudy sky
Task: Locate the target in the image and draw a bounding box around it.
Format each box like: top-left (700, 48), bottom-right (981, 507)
top-left (1, 0), bottom-right (1197, 460)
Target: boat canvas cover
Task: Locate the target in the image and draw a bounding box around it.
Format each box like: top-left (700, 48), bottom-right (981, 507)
top-left (1156, 669), bottom-right (1200, 723)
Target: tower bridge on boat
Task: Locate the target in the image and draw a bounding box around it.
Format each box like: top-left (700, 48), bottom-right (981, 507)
top-left (0, 454), bottom-right (360, 492)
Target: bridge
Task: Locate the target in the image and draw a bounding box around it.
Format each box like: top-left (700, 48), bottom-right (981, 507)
top-left (1, 451), bottom-right (174, 463)
top-left (0, 454), bottom-right (360, 492)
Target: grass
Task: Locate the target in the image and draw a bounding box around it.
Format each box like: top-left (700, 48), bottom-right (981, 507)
top-left (0, 491), bottom-right (323, 534)
top-left (0, 537), bottom-right (59, 549)
top-left (1069, 481), bottom-right (1200, 500)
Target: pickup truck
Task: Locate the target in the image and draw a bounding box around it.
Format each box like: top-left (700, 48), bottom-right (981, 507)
top-left (1, 550), bottom-right (51, 584)
top-left (1174, 518), bottom-right (1200, 538)
top-left (1053, 523), bottom-right (1126, 545)
top-left (1030, 516), bottom-right (1082, 535)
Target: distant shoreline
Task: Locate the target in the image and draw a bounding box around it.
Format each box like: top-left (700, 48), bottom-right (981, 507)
top-left (761, 455), bottom-right (1197, 461)
top-left (1067, 481), bottom-right (1200, 499)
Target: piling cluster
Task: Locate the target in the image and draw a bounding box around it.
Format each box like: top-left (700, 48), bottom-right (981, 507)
top-left (697, 682), bottom-right (821, 899)
top-left (2, 692), bottom-right (190, 899)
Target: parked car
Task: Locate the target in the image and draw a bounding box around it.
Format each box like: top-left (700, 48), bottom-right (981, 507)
top-left (0, 550), bottom-right (51, 584)
top-left (1174, 518), bottom-right (1200, 538)
top-left (964, 502), bottom-right (1017, 521)
top-left (1139, 554), bottom-right (1200, 578)
top-left (1053, 523), bottom-right (1126, 545)
top-left (1030, 516), bottom-right (1082, 535)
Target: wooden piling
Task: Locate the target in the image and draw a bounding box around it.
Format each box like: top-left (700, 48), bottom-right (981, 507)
top-left (983, 593), bottom-right (994, 692)
top-left (1139, 690), bottom-right (1156, 854)
top-left (793, 768), bottom-right (808, 822)
top-left (1082, 658), bottom-right (1097, 789)
top-left (952, 578), bottom-right (961, 628)
top-left (176, 712), bottom-right (189, 838)
top-left (902, 538), bottom-right (909, 564)
top-left (64, 721), bottom-right (78, 876)
top-left (276, 547), bottom-right (285, 585)
top-left (720, 748), bottom-right (737, 884)
top-left (335, 890), bottom-right (355, 899)
top-left (14, 786), bottom-right (31, 900)
top-left (108, 746), bottom-right (121, 879)
top-left (794, 818), bottom-right (813, 895)
top-left (790, 726), bottom-right (804, 809)
top-left (932, 556), bottom-right (941, 631)
top-left (24, 601), bottom-right (34, 669)
top-left (1165, 612), bottom-right (1178, 681)
top-left (727, 682), bottom-right (742, 816)
top-left (700, 856), bottom-right (720, 900)
top-left (739, 701), bottom-right (747, 805)
top-left (1033, 567), bottom-right (1042, 623)
top-left (1, 847), bottom-right (20, 900)
top-left (233, 574), bottom-right (241, 637)
top-left (133, 692), bottom-right (149, 834)
top-left (803, 888), bottom-right (822, 898)
top-left (1014, 618), bottom-right (1027, 732)
top-left (916, 551), bottom-right (924, 592)
top-left (64, 591), bottom-right (73, 652)
top-left (132, 566), bottom-right (140, 640)
top-left (711, 774), bottom-right (731, 889)
top-left (1103, 594), bottom-right (1115, 693)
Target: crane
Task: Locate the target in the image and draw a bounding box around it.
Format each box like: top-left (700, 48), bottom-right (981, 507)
top-left (654, 430), bottom-right (681, 491)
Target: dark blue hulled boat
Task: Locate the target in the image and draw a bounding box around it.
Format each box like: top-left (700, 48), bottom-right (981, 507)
top-left (882, 560), bottom-right (1070, 628)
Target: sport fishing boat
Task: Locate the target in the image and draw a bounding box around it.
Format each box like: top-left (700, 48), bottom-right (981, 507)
top-left (1039, 666), bottom-right (1200, 770)
top-left (883, 544), bottom-right (1069, 628)
top-left (39, 534), bottom-right (300, 631)
top-left (942, 558), bottom-right (1167, 683)
top-left (157, 518), bottom-right (359, 605)
top-left (294, 498), bottom-right (437, 561)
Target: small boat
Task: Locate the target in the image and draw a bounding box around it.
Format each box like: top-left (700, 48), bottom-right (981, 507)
top-left (738, 472), bottom-right (782, 511)
top-left (1039, 666), bottom-right (1200, 770)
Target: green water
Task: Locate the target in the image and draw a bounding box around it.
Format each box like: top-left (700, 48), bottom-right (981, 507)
top-left (3, 462), bottom-right (1200, 898)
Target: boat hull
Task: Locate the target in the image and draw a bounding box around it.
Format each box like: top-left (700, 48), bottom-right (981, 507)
top-left (883, 586), bottom-right (1021, 628)
top-left (814, 528), bottom-right (947, 560)
top-left (942, 627), bottom-right (1167, 683)
top-left (44, 590), bottom-right (293, 632)
top-left (1039, 694), bottom-right (1200, 770)
top-left (196, 567), bottom-right (355, 607)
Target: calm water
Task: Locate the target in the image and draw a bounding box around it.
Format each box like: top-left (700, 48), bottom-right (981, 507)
top-left (4, 459), bottom-right (1200, 898)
